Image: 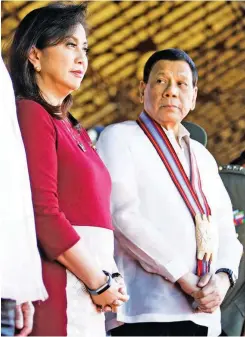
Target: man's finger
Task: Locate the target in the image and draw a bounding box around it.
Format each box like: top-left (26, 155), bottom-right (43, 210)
top-left (16, 326), bottom-right (32, 337)
top-left (193, 286), bottom-right (213, 299)
top-left (197, 273), bottom-right (212, 288)
top-left (198, 297), bottom-right (220, 310)
top-left (192, 278), bottom-right (216, 299)
top-left (196, 292), bottom-right (219, 306)
top-left (195, 303), bottom-right (219, 314)
top-left (15, 305), bottom-right (24, 330)
top-left (16, 302), bottom-right (34, 336)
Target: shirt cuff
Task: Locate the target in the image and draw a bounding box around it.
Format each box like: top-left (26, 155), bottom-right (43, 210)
top-left (158, 258), bottom-right (189, 283)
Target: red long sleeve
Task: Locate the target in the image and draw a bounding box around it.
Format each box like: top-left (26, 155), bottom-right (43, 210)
top-left (17, 100), bottom-right (80, 260)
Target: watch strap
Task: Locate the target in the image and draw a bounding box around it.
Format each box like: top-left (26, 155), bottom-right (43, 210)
top-left (215, 268), bottom-right (236, 287)
top-left (86, 270), bottom-right (112, 295)
top-left (112, 272), bottom-right (122, 279)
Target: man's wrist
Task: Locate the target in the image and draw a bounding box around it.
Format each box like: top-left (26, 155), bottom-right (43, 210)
top-left (216, 272), bottom-right (229, 282)
top-left (177, 271), bottom-right (191, 285)
top-left (215, 268), bottom-right (236, 288)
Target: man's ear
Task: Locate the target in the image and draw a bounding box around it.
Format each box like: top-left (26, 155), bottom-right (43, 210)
top-left (191, 86), bottom-right (198, 110)
top-left (28, 46), bottom-right (41, 71)
top-left (139, 81), bottom-right (146, 103)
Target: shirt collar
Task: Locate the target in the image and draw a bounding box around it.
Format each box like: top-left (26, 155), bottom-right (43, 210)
top-left (161, 123), bottom-right (190, 144)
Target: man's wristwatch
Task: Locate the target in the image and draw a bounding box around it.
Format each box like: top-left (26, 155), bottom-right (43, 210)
top-left (215, 268), bottom-right (237, 288)
top-left (86, 270), bottom-right (112, 296)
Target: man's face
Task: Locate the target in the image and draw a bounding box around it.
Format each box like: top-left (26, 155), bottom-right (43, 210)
top-left (140, 60), bottom-right (198, 127)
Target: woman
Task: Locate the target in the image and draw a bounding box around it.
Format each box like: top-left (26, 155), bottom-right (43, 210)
top-left (9, 3), bottom-right (128, 336)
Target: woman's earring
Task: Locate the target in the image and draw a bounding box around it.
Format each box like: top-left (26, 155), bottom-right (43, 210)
top-left (35, 66), bottom-right (41, 72)
top-left (140, 94), bottom-right (144, 104)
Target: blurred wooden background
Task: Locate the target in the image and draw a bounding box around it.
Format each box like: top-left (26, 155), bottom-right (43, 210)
top-left (2, 1), bottom-right (245, 164)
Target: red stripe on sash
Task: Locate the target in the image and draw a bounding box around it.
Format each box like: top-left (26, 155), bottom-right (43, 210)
top-left (138, 119), bottom-right (196, 216)
top-left (153, 121), bottom-right (205, 215)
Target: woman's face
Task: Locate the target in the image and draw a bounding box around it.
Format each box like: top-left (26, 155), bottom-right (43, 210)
top-left (33, 24), bottom-right (88, 97)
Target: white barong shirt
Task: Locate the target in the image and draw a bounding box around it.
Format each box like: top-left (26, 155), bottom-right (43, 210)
top-left (97, 121), bottom-right (242, 336)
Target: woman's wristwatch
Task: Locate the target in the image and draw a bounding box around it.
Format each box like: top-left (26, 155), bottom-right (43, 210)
top-left (86, 270), bottom-right (112, 295)
top-left (112, 272), bottom-right (123, 283)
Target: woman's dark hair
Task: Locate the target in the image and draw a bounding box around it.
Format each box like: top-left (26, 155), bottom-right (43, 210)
top-left (9, 2), bottom-right (87, 119)
top-left (143, 48), bottom-right (198, 87)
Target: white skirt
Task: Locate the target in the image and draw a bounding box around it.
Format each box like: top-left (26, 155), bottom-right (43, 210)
top-left (66, 226), bottom-right (115, 337)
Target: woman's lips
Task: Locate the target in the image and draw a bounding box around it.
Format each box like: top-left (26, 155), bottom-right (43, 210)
top-left (70, 70), bottom-right (83, 78)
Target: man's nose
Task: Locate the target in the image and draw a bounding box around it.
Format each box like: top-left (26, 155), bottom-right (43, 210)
top-left (163, 82), bottom-right (178, 97)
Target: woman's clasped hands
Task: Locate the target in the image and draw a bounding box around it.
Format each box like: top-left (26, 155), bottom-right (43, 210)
top-left (91, 277), bottom-right (129, 313)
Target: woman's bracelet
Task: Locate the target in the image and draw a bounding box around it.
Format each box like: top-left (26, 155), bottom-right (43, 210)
top-left (85, 270), bottom-right (112, 296)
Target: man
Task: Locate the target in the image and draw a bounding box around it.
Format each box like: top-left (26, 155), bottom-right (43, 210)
top-left (97, 49), bottom-right (242, 336)
top-left (0, 57), bottom-right (47, 336)
top-left (219, 164), bottom-right (245, 336)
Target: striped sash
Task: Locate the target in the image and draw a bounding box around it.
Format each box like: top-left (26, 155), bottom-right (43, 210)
top-left (137, 111), bottom-right (212, 276)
